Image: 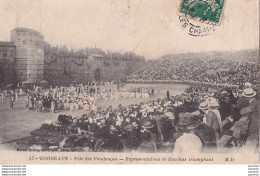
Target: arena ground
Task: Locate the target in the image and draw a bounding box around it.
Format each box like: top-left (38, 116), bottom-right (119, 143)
top-left (0, 83), bottom-right (189, 144)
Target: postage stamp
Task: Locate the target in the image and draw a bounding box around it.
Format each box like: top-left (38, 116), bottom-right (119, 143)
top-left (179, 0), bottom-right (225, 24)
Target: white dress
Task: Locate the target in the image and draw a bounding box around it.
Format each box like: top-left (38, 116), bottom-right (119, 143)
top-left (174, 133), bottom-right (202, 153)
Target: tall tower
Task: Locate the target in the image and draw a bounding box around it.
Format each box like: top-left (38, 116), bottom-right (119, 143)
top-left (10, 28), bottom-right (44, 83)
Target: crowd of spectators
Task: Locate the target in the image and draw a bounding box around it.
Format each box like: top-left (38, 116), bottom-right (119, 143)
top-left (128, 57), bottom-right (258, 86)
top-left (26, 82), bottom-right (258, 153)
top-left (1, 51), bottom-right (258, 152)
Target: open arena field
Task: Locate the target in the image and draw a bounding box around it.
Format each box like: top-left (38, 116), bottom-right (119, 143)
top-left (0, 83), bottom-right (189, 144)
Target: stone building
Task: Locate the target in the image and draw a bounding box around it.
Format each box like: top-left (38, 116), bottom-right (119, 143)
top-left (44, 52), bottom-right (146, 86)
top-left (0, 27), bottom-right (146, 87)
top-left (10, 28), bottom-right (44, 83)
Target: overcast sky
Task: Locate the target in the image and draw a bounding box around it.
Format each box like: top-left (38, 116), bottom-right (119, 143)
top-left (0, 0), bottom-right (258, 59)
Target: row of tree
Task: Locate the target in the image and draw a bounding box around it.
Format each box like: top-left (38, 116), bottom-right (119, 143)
top-left (44, 42), bottom-right (146, 62)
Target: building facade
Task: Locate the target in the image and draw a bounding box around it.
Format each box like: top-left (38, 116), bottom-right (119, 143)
top-left (10, 28), bottom-right (44, 83)
top-left (0, 27), bottom-right (146, 87)
top-left (43, 53), bottom-right (146, 86)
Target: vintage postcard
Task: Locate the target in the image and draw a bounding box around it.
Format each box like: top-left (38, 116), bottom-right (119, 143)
top-left (0, 0), bottom-right (259, 164)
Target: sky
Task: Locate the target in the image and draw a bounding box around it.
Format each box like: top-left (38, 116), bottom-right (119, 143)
top-left (0, 0), bottom-right (258, 59)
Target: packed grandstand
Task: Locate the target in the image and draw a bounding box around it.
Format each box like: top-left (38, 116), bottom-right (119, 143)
top-left (128, 50), bottom-right (258, 86)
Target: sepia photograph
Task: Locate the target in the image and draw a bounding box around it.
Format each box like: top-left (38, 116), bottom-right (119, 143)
top-left (0, 0), bottom-right (258, 164)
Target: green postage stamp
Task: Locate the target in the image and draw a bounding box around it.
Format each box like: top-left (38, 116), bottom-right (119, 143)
top-left (179, 0), bottom-right (225, 24)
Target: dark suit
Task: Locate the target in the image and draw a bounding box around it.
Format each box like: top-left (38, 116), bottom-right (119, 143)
top-left (231, 96), bottom-right (250, 121)
top-left (206, 110), bottom-right (221, 134)
top-left (240, 99), bottom-right (259, 142)
top-left (195, 124), bottom-right (217, 152)
top-left (236, 97), bottom-right (250, 110)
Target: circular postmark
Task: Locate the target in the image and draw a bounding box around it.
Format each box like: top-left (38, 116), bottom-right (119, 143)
top-left (179, 15), bottom-right (216, 37)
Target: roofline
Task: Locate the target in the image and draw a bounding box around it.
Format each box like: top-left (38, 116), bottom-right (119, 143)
top-left (11, 27), bottom-right (43, 38)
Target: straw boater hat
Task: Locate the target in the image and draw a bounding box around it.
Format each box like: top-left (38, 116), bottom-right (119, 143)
top-left (199, 102), bottom-right (208, 110)
top-left (242, 88), bottom-right (256, 98)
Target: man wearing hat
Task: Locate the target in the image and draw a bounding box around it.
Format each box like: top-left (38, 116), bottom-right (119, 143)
top-left (240, 88), bottom-right (258, 145)
top-left (199, 101), bottom-right (221, 140)
top-left (231, 88), bottom-right (254, 122)
top-left (232, 88), bottom-right (258, 147)
top-left (141, 121), bottom-right (158, 144)
top-left (209, 99), bottom-right (222, 134)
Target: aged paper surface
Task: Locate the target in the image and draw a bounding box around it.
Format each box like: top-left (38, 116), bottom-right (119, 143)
top-left (0, 0), bottom-right (259, 164)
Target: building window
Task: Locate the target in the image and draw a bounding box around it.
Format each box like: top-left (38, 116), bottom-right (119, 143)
top-left (23, 40), bottom-right (26, 44)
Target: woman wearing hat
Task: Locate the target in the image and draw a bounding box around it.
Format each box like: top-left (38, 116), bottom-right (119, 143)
top-left (173, 112), bottom-right (202, 153)
top-left (173, 110), bottom-right (217, 153)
